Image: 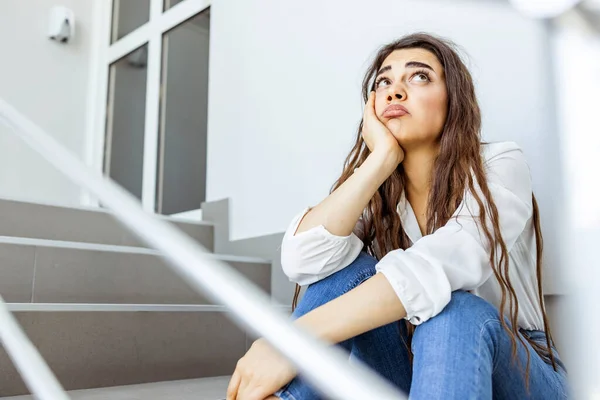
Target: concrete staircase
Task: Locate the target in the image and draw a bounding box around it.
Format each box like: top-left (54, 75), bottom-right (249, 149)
top-left (0, 197), bottom-right (567, 398)
top-left (1, 377), bottom-right (231, 400)
top-left (0, 197), bottom-right (290, 398)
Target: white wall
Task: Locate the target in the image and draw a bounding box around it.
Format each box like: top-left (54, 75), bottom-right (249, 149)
top-left (207, 0), bottom-right (563, 290)
top-left (0, 1), bottom-right (95, 206)
top-left (550, 17), bottom-right (600, 396)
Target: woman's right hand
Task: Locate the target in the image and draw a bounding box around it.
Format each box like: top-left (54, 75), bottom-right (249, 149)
top-left (361, 91), bottom-right (404, 165)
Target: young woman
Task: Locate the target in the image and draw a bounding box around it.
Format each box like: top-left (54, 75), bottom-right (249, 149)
top-left (226, 32), bottom-right (569, 400)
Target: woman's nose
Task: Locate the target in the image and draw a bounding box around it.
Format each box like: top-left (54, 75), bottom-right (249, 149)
top-left (387, 85), bottom-right (406, 101)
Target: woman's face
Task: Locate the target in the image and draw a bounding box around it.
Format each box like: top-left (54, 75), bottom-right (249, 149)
top-left (374, 48), bottom-right (448, 149)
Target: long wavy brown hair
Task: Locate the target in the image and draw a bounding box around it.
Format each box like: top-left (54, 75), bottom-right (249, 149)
top-left (291, 32), bottom-right (557, 381)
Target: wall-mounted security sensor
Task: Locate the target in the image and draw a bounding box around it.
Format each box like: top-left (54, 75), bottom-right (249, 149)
top-left (48, 6), bottom-right (75, 43)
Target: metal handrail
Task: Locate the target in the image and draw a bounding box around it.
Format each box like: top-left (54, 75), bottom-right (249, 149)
top-left (0, 98), bottom-right (407, 400)
top-left (0, 295), bottom-right (69, 400)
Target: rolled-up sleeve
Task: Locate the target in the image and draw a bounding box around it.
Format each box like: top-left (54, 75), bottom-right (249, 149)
top-left (280, 208), bottom-right (365, 286)
top-left (376, 143), bottom-right (533, 325)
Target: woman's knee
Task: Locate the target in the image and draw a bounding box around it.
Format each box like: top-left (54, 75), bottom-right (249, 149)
top-left (293, 252), bottom-right (378, 317)
top-left (413, 291), bottom-right (500, 340)
top-left (443, 290), bottom-right (499, 320)
top-left (322, 251), bottom-right (378, 291)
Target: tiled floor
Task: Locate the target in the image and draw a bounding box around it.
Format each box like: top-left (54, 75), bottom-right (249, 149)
top-left (0, 376), bottom-right (230, 400)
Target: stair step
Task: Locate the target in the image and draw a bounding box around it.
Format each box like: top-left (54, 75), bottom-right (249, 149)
top-left (0, 198), bottom-right (214, 250)
top-left (0, 304), bottom-right (291, 396)
top-left (0, 311), bottom-right (250, 397)
top-left (6, 303), bottom-right (292, 312)
top-left (0, 237), bottom-right (271, 305)
top-left (0, 376), bottom-right (231, 399)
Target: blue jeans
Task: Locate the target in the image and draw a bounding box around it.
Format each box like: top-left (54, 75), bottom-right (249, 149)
top-left (275, 252), bottom-right (569, 399)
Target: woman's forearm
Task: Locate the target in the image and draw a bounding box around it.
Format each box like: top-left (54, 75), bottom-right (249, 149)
top-left (294, 273), bottom-right (407, 344)
top-left (295, 151), bottom-right (398, 237)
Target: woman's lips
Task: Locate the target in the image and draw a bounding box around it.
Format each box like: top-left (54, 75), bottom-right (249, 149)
top-left (382, 104), bottom-right (409, 118)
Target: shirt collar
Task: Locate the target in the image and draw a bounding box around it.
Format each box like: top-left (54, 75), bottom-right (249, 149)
top-left (397, 189), bottom-right (423, 244)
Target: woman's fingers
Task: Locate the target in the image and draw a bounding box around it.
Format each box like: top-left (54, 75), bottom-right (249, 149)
top-left (226, 369), bottom-right (241, 400)
top-left (366, 91), bottom-right (377, 118)
top-left (364, 91), bottom-right (375, 122)
top-left (237, 377), bottom-right (251, 400)
top-left (362, 91), bottom-right (380, 152)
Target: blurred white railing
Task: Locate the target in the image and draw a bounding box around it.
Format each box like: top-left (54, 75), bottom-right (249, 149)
top-left (0, 295), bottom-right (69, 400)
top-left (0, 98), bottom-right (406, 399)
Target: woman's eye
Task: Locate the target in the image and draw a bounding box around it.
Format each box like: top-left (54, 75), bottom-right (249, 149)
top-left (412, 73), bottom-right (429, 82)
top-left (376, 78), bottom-right (390, 88)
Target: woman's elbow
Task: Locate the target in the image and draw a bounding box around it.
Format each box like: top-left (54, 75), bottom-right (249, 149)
top-left (279, 239), bottom-right (335, 284)
top-left (280, 244), bottom-right (313, 283)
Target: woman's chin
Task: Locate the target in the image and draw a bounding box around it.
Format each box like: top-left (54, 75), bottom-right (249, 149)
top-left (389, 128), bottom-right (411, 144)
top-left (388, 124), bottom-right (437, 148)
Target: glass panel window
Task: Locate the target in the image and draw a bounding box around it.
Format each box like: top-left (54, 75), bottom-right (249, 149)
top-left (156, 9), bottom-right (210, 214)
top-left (104, 44), bottom-right (149, 200)
top-left (111, 0), bottom-right (150, 43)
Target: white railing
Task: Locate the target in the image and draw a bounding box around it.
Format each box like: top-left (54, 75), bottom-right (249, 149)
top-left (0, 296), bottom-right (69, 400)
top-left (0, 98), bottom-right (407, 399)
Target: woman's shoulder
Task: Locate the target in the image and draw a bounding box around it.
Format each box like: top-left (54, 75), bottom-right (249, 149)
top-left (480, 141), bottom-right (530, 173)
top-left (481, 140), bottom-right (524, 163)
top-left (480, 141), bottom-right (532, 203)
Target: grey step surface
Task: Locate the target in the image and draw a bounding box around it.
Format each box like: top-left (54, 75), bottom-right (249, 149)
top-left (6, 304), bottom-right (292, 312)
top-left (0, 310), bottom-right (247, 397)
top-left (0, 197), bottom-right (215, 251)
top-left (0, 237), bottom-right (271, 305)
top-left (1, 376), bottom-right (230, 399)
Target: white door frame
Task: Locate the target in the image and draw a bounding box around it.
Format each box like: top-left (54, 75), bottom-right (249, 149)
top-left (83, 0), bottom-right (211, 212)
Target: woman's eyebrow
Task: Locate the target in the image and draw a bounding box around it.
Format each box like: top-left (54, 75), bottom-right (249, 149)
top-left (405, 61), bottom-right (434, 72)
top-left (376, 65), bottom-right (392, 77)
top-left (376, 61), bottom-right (436, 77)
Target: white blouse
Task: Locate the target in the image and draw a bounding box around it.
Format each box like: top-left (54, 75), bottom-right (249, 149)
top-left (280, 141), bottom-right (545, 330)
